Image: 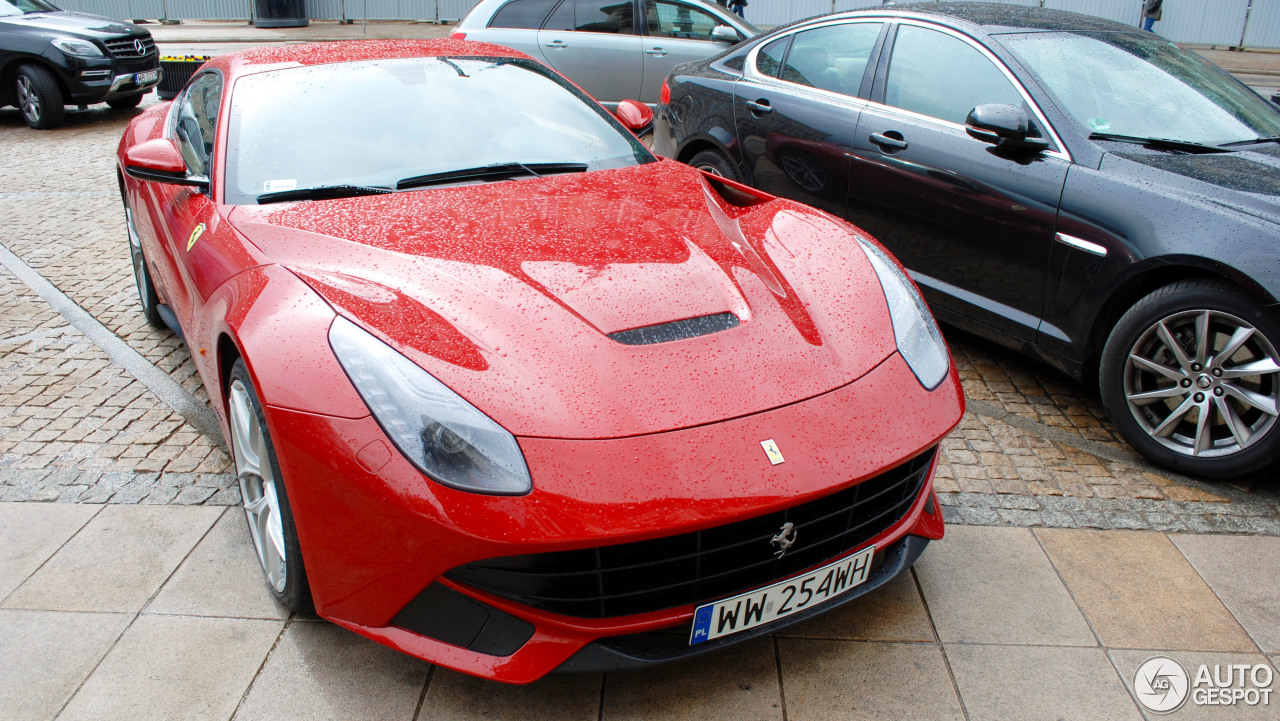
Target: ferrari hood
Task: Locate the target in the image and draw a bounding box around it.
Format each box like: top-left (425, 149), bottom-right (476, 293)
top-left (230, 160), bottom-right (899, 439)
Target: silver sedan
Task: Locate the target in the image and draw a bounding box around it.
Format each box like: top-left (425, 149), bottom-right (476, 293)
top-left (453, 0), bottom-right (758, 107)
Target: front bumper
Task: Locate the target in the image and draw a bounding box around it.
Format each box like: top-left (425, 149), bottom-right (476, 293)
top-left (263, 350), bottom-right (962, 683)
top-left (63, 55), bottom-right (161, 104)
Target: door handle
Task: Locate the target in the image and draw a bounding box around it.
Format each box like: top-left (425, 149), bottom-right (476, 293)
top-left (869, 132), bottom-right (908, 151)
top-left (746, 99), bottom-right (772, 115)
top-left (544, 40), bottom-right (567, 48)
top-left (644, 47), bottom-right (668, 56)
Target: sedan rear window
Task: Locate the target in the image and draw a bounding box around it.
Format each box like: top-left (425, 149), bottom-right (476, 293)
top-left (488, 0), bottom-right (559, 29)
top-left (224, 57), bottom-right (651, 205)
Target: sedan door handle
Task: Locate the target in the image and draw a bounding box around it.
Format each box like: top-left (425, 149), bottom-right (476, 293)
top-left (746, 99), bottom-right (772, 115)
top-left (869, 132), bottom-right (908, 151)
top-left (544, 40), bottom-right (567, 49)
top-left (644, 47), bottom-right (668, 56)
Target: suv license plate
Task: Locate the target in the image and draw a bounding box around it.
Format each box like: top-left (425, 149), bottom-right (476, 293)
top-left (136, 70), bottom-right (158, 84)
top-left (689, 545), bottom-right (875, 645)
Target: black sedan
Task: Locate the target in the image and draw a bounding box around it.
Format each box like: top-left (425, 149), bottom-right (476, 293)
top-left (655, 2), bottom-right (1280, 477)
top-left (1, 0), bottom-right (159, 128)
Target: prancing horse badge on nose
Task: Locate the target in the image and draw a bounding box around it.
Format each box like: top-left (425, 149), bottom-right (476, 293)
top-left (760, 439), bottom-right (784, 465)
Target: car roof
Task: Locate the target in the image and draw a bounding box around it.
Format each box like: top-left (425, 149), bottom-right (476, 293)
top-left (822, 2), bottom-right (1137, 34)
top-left (200, 39), bottom-right (533, 81)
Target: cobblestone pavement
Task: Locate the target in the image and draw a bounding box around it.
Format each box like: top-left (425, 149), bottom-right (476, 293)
top-left (0, 96), bottom-right (1277, 531)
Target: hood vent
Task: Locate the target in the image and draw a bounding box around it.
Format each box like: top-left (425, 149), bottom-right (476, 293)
top-left (609, 313), bottom-right (739, 346)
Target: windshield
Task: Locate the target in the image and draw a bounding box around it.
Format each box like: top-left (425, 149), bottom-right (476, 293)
top-left (225, 57), bottom-right (652, 204)
top-left (0, 0), bottom-right (57, 15)
top-left (1001, 31), bottom-right (1280, 147)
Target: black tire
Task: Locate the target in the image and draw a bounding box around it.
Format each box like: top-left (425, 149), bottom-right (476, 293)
top-left (228, 359), bottom-right (313, 612)
top-left (122, 192), bottom-right (164, 329)
top-left (1099, 278), bottom-right (1280, 477)
top-left (687, 149), bottom-right (741, 183)
top-left (106, 93), bottom-right (144, 110)
top-left (15, 63), bottom-right (65, 130)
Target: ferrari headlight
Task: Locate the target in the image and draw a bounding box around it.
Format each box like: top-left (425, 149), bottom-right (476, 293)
top-left (328, 316), bottom-right (531, 495)
top-left (51, 37), bottom-right (104, 58)
top-left (857, 238), bottom-right (950, 390)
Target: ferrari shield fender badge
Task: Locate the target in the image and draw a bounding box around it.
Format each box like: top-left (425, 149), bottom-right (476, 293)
top-left (771, 521), bottom-right (797, 558)
top-left (187, 223), bottom-right (206, 251)
top-left (760, 438), bottom-right (784, 465)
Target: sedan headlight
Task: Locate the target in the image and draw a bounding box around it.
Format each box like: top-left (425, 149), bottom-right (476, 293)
top-left (329, 316), bottom-right (532, 495)
top-left (51, 37), bottom-right (104, 58)
top-left (857, 238), bottom-right (950, 390)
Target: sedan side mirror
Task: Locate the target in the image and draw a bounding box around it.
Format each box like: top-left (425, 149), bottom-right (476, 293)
top-left (615, 99), bottom-right (654, 135)
top-left (711, 25), bottom-right (739, 44)
top-left (965, 104), bottom-right (1050, 152)
top-left (123, 138), bottom-right (210, 190)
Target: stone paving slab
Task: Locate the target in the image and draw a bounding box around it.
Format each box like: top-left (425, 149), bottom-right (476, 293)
top-left (1, 506), bottom-right (1277, 720)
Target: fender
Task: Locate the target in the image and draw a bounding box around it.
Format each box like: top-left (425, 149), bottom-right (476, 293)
top-left (197, 264), bottom-right (369, 438)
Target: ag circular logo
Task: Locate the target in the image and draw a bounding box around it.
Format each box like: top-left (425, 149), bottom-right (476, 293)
top-left (1134, 656), bottom-right (1191, 713)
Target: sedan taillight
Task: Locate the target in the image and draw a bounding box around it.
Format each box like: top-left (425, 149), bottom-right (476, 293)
top-left (449, 31), bottom-right (467, 40)
top-left (660, 79), bottom-right (670, 106)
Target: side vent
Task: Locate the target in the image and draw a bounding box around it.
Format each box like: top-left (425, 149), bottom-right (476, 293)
top-left (609, 313), bottom-right (739, 345)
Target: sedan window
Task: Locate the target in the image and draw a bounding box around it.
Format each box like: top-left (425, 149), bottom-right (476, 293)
top-left (755, 36), bottom-right (789, 78)
top-left (224, 58), bottom-right (651, 205)
top-left (884, 24), bottom-right (1022, 125)
top-left (782, 23), bottom-right (881, 97)
top-left (488, 0), bottom-right (561, 29)
top-left (543, 0), bottom-right (636, 34)
top-left (645, 0), bottom-right (721, 40)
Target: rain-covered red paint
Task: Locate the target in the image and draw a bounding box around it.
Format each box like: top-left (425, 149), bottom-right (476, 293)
top-left (117, 40), bottom-right (964, 683)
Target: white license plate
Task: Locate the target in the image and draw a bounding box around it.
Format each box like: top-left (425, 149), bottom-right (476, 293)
top-left (689, 545), bottom-right (875, 645)
top-left (136, 70), bottom-right (159, 84)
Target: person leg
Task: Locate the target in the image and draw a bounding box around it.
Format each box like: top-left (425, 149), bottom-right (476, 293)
top-left (1143, 16), bottom-right (1156, 32)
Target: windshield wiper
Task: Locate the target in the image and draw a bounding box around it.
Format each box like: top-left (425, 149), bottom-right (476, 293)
top-left (1088, 133), bottom-right (1227, 154)
top-left (257, 185), bottom-right (394, 204)
top-left (396, 162), bottom-right (588, 190)
top-left (1219, 135), bottom-right (1280, 147)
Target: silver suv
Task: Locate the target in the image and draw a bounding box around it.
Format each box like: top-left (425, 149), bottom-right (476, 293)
top-left (453, 0), bottom-right (757, 107)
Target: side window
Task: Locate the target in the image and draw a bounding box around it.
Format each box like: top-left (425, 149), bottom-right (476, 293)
top-left (884, 24), bottom-right (1023, 124)
top-left (782, 22), bottom-right (881, 97)
top-left (646, 0), bottom-right (723, 41)
top-left (489, 0), bottom-right (560, 29)
top-left (544, 0), bottom-right (635, 34)
top-left (755, 36), bottom-right (790, 78)
top-left (174, 72), bottom-right (221, 177)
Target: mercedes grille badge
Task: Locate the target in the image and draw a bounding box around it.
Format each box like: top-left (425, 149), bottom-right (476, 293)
top-left (771, 522), bottom-right (798, 558)
top-left (134, 39), bottom-right (145, 55)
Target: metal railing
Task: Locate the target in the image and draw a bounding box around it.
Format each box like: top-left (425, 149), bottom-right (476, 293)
top-left (48, 0), bottom-right (1280, 50)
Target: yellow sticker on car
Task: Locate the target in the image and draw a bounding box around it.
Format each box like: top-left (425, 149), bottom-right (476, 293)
top-left (187, 223), bottom-right (205, 251)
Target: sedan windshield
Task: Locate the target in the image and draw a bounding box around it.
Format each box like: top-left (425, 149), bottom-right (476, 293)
top-left (1001, 31), bottom-right (1280, 147)
top-left (224, 57), bottom-right (652, 204)
top-left (0, 0), bottom-right (57, 15)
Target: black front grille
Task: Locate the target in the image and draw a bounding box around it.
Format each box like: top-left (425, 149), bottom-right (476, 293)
top-left (446, 447), bottom-right (936, 618)
top-left (104, 36), bottom-right (156, 59)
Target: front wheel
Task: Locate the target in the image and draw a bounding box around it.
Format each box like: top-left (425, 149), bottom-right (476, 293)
top-left (1099, 279), bottom-right (1280, 476)
top-left (228, 359), bottom-right (313, 611)
top-left (15, 64), bottom-right (64, 130)
top-left (122, 193), bottom-right (163, 328)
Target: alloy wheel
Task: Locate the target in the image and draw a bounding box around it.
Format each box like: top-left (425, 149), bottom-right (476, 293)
top-left (17, 75), bottom-right (40, 126)
top-left (124, 206), bottom-right (150, 308)
top-left (229, 379), bottom-right (288, 593)
top-left (1122, 309), bottom-right (1280, 458)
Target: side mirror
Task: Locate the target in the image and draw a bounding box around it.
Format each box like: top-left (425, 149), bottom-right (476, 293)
top-left (615, 99), bottom-right (654, 135)
top-left (123, 138), bottom-right (210, 190)
top-left (711, 25), bottom-right (739, 44)
top-left (965, 104), bottom-right (1050, 152)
